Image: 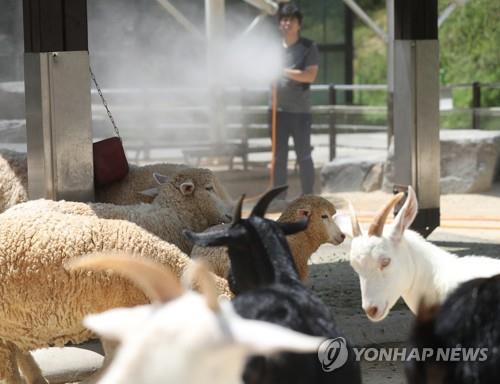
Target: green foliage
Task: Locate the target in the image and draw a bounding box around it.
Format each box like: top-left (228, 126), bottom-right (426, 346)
top-left (353, 8), bottom-right (387, 105)
top-left (440, 0), bottom-right (500, 107)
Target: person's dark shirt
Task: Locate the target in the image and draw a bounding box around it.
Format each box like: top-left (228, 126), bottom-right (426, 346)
top-left (276, 37), bottom-right (319, 113)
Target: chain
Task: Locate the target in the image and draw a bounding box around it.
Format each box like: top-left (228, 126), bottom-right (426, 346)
top-left (89, 66), bottom-right (120, 138)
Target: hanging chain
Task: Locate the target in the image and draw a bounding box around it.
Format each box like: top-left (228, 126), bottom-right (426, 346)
top-left (89, 66), bottom-right (120, 138)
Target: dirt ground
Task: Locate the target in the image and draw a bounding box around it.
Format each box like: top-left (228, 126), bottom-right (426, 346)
top-left (37, 167), bottom-right (500, 384)
top-left (218, 168), bottom-right (500, 384)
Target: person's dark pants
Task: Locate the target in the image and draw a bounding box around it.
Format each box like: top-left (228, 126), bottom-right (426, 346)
top-left (270, 111), bottom-right (314, 197)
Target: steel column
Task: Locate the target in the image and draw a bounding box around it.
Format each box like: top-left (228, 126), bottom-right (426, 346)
top-left (393, 0), bottom-right (440, 236)
top-left (23, 0), bottom-right (94, 202)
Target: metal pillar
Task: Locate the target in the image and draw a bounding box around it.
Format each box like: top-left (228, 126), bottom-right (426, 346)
top-left (393, 0), bottom-right (440, 237)
top-left (23, 0), bottom-right (94, 202)
top-left (386, 0), bottom-right (394, 146)
top-left (205, 0), bottom-right (225, 143)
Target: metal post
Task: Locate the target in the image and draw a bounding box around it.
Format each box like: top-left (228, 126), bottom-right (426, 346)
top-left (344, 5), bottom-right (354, 104)
top-left (328, 84), bottom-right (337, 161)
top-left (205, 0), bottom-right (225, 144)
top-left (386, 0), bottom-right (394, 147)
top-left (393, 0), bottom-right (440, 237)
top-left (472, 81), bottom-right (481, 130)
top-left (23, 0), bottom-right (94, 202)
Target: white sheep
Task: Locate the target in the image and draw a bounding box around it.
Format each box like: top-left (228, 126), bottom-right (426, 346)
top-left (335, 186), bottom-right (500, 322)
top-left (0, 149), bottom-right (232, 210)
top-left (69, 253), bottom-right (327, 384)
top-left (0, 149), bottom-right (28, 213)
top-left (6, 168), bottom-right (233, 254)
top-left (0, 209), bottom-right (231, 384)
top-left (191, 195), bottom-right (345, 280)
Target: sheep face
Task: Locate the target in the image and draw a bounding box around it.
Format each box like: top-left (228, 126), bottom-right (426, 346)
top-left (335, 187), bottom-right (418, 322)
top-left (314, 207), bottom-right (345, 245)
top-left (140, 170), bottom-right (233, 230)
top-left (279, 195), bottom-right (345, 246)
top-left (86, 293), bottom-right (325, 384)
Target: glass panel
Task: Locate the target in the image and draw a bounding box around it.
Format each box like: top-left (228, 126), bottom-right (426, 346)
top-left (325, 1), bottom-right (346, 44)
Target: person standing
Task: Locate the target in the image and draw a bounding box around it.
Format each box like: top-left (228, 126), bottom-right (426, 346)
top-left (271, 3), bottom-right (319, 198)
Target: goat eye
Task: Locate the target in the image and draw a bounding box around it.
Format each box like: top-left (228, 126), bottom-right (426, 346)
top-left (205, 186), bottom-right (214, 192)
top-left (321, 214), bottom-right (329, 219)
top-left (380, 258), bottom-right (391, 269)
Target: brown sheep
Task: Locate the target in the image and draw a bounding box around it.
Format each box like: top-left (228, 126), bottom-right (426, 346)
top-left (190, 195), bottom-right (345, 281)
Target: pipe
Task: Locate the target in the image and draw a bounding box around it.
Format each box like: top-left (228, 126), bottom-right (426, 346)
top-left (242, 0), bottom-right (279, 15)
top-left (270, 83), bottom-right (278, 186)
top-left (241, 13), bottom-right (268, 36)
top-left (156, 0), bottom-right (204, 39)
top-left (342, 0), bottom-right (387, 42)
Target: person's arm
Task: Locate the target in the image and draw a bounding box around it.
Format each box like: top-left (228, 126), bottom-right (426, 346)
top-left (283, 65), bottom-right (319, 84)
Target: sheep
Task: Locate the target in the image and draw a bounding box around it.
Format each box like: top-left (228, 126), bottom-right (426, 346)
top-left (0, 209), bottom-right (231, 384)
top-left (0, 149), bottom-right (232, 209)
top-left (68, 253), bottom-right (328, 384)
top-left (185, 186), bottom-right (362, 383)
top-left (0, 149), bottom-right (28, 213)
top-left (6, 167), bottom-right (233, 254)
top-left (335, 185), bottom-right (500, 322)
top-left (406, 274), bottom-right (500, 384)
top-left (190, 194), bottom-right (345, 280)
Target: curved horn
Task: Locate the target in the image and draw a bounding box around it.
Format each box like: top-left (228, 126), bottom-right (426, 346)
top-left (251, 185), bottom-right (288, 217)
top-left (186, 261), bottom-right (219, 312)
top-left (368, 192), bottom-right (405, 237)
top-left (66, 252), bottom-right (183, 303)
top-left (231, 194), bottom-right (245, 224)
top-left (348, 201), bottom-right (362, 237)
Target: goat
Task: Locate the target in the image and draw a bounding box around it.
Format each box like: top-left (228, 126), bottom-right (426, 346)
top-left (335, 185), bottom-right (500, 322)
top-left (406, 274), bottom-right (500, 384)
top-left (68, 253), bottom-right (327, 384)
top-left (185, 186), bottom-right (362, 384)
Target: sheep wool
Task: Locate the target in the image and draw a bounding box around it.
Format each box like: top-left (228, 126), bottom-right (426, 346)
top-left (6, 167), bottom-right (234, 254)
top-left (0, 150), bottom-right (232, 211)
top-left (0, 149), bottom-right (28, 213)
top-left (0, 209), bottom-right (230, 383)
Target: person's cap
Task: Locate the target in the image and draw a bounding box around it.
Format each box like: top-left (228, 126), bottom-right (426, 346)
top-left (278, 3), bottom-right (303, 24)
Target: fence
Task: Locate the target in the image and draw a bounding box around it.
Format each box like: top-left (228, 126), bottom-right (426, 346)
top-left (90, 84), bottom-right (389, 166)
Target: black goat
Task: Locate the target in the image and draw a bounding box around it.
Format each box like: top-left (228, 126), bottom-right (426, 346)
top-left (406, 274), bottom-right (500, 384)
top-left (185, 186), bottom-right (362, 384)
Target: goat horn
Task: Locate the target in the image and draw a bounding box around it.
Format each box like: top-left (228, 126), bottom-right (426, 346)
top-left (368, 192), bottom-right (405, 237)
top-left (251, 185), bottom-right (288, 217)
top-left (66, 252), bottom-right (184, 303)
top-left (231, 194), bottom-right (245, 224)
top-left (348, 201), bottom-right (362, 237)
top-left (186, 261), bottom-right (219, 312)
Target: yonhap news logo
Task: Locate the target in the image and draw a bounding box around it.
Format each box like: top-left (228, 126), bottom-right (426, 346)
top-left (317, 338), bottom-right (488, 372)
top-left (318, 337), bottom-right (349, 372)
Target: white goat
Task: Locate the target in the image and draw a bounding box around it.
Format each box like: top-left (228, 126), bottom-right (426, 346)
top-left (335, 186), bottom-right (500, 322)
top-left (69, 253), bottom-right (327, 384)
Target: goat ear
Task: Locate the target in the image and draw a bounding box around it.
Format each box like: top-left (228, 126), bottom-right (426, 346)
top-left (84, 306), bottom-right (155, 342)
top-left (278, 217), bottom-right (309, 235)
top-left (180, 180), bottom-right (195, 196)
top-left (153, 172), bottom-right (169, 185)
top-left (231, 317), bottom-right (325, 354)
top-left (138, 187), bottom-right (159, 198)
top-left (332, 212), bottom-right (354, 238)
top-left (184, 228), bottom-right (236, 247)
top-left (389, 186), bottom-right (418, 242)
